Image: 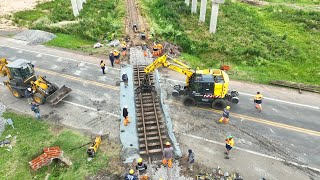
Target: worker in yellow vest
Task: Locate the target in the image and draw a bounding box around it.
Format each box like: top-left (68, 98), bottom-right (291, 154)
top-left (113, 50), bottom-right (120, 64)
top-left (254, 92), bottom-right (264, 112)
top-left (121, 42), bottom-right (127, 57)
top-left (225, 135), bottom-right (234, 159)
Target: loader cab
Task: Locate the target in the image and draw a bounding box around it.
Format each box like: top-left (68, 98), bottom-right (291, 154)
top-left (7, 59), bottom-right (36, 86)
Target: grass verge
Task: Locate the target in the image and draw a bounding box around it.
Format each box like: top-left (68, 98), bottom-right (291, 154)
top-left (12, 0), bottom-right (126, 50)
top-left (0, 111), bottom-right (115, 179)
top-left (139, 0), bottom-right (320, 85)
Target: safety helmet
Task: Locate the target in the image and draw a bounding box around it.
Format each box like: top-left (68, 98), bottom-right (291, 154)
top-left (129, 169), bottom-right (134, 174)
top-left (166, 142), bottom-right (170, 146)
top-left (110, 51), bottom-right (113, 54)
top-left (159, 179), bottom-right (163, 180)
top-left (124, 105), bottom-right (128, 108)
top-left (114, 49), bottom-right (119, 52)
top-left (27, 88), bottom-right (31, 91)
top-left (226, 106), bottom-right (230, 110)
top-left (138, 158), bottom-right (143, 163)
top-left (228, 135), bottom-right (233, 139)
top-left (123, 72), bottom-right (127, 75)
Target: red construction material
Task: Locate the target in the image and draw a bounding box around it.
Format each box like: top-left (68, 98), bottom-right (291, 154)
top-left (29, 146), bottom-right (63, 171)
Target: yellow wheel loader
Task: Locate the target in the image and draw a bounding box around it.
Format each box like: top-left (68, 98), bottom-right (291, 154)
top-left (0, 58), bottom-right (72, 105)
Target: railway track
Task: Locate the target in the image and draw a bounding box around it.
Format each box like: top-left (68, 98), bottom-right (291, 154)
top-left (134, 65), bottom-right (167, 157)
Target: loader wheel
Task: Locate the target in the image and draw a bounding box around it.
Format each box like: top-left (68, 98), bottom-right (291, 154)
top-left (211, 99), bottom-right (226, 110)
top-left (33, 93), bottom-right (46, 104)
top-left (11, 89), bottom-right (22, 98)
top-left (183, 97), bottom-right (196, 106)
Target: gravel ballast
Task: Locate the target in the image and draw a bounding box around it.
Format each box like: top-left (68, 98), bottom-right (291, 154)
top-left (13, 30), bottom-right (56, 45)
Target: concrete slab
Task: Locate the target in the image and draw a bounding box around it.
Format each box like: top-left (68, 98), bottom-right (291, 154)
top-left (119, 64), bottom-right (139, 163)
top-left (155, 70), bottom-right (182, 157)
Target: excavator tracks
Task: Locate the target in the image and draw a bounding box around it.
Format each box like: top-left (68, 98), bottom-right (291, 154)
top-left (134, 65), bottom-right (167, 156)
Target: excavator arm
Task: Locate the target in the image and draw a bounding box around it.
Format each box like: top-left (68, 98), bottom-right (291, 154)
top-left (144, 55), bottom-right (194, 85)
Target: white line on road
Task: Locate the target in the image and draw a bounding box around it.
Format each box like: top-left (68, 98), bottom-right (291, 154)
top-left (2, 45), bottom-right (318, 110)
top-left (165, 78), bottom-right (320, 110)
top-left (0, 45), bottom-right (121, 71)
top-left (61, 100), bottom-right (120, 118)
top-left (182, 133), bottom-right (320, 173)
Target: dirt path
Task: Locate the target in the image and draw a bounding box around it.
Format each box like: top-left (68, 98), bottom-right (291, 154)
top-left (125, 0), bottom-right (148, 46)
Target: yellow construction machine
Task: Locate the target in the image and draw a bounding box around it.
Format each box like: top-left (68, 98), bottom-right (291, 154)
top-left (0, 58), bottom-right (72, 105)
top-left (144, 55), bottom-right (239, 109)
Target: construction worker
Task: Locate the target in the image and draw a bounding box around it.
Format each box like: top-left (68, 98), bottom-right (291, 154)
top-left (125, 169), bottom-right (138, 180)
top-left (186, 149), bottom-right (195, 171)
top-left (136, 158), bottom-right (148, 180)
top-left (30, 102), bottom-right (40, 119)
top-left (162, 142), bottom-right (174, 168)
top-left (225, 135), bottom-right (234, 159)
top-left (100, 60), bottom-right (106, 74)
top-left (24, 87), bottom-right (33, 104)
top-left (123, 105), bottom-right (129, 126)
top-left (122, 72), bottom-right (128, 88)
top-left (254, 92), bottom-right (263, 112)
top-left (109, 51), bottom-right (115, 67)
top-left (121, 42), bottom-right (127, 57)
top-left (152, 43), bottom-right (158, 56)
top-left (219, 106), bottom-right (230, 124)
top-left (156, 43), bottom-right (163, 56)
top-left (113, 50), bottom-right (120, 64)
top-left (142, 43), bottom-right (148, 57)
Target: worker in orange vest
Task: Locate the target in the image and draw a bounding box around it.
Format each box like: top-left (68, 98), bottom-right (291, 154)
top-left (123, 105), bottom-right (130, 126)
top-left (162, 142), bottom-right (174, 168)
top-left (218, 106), bottom-right (230, 124)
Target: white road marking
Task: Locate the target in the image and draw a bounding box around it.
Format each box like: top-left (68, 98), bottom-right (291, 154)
top-left (165, 78), bottom-right (320, 110)
top-left (61, 100), bottom-right (120, 118)
top-left (1, 45), bottom-right (120, 71)
top-left (269, 128), bottom-right (274, 133)
top-left (74, 70), bottom-right (81, 76)
top-left (36, 54), bottom-right (42, 58)
top-left (182, 133), bottom-right (320, 173)
top-left (2, 45), bottom-right (318, 110)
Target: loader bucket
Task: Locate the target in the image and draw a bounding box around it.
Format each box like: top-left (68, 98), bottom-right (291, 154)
top-left (46, 85), bottom-right (72, 105)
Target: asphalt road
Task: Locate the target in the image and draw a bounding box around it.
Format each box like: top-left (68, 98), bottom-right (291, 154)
top-left (0, 37), bottom-right (319, 178)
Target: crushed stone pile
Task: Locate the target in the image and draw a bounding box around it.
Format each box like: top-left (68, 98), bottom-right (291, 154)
top-left (13, 30), bottom-right (56, 45)
top-left (0, 102), bottom-right (6, 137)
top-left (151, 161), bottom-right (193, 180)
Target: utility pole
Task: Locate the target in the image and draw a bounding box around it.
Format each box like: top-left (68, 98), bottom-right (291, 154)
top-left (71, 0), bottom-right (86, 17)
top-left (199, 0), bottom-right (207, 22)
top-left (76, 0), bottom-right (83, 11)
top-left (185, 0), bottom-right (190, 6)
top-left (191, 0), bottom-right (197, 14)
top-left (209, 0), bottom-right (224, 33)
top-left (71, 0), bottom-right (79, 17)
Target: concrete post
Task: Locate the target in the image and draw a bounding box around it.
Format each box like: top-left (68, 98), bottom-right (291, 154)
top-left (209, 0), bottom-right (224, 33)
top-left (199, 0), bottom-right (207, 22)
top-left (71, 0), bottom-right (79, 17)
top-left (191, 0), bottom-right (197, 14)
top-left (185, 0), bottom-right (190, 6)
top-left (76, 0), bottom-right (83, 11)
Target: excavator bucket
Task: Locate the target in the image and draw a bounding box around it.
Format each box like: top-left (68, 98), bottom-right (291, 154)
top-left (46, 85), bottom-right (72, 105)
